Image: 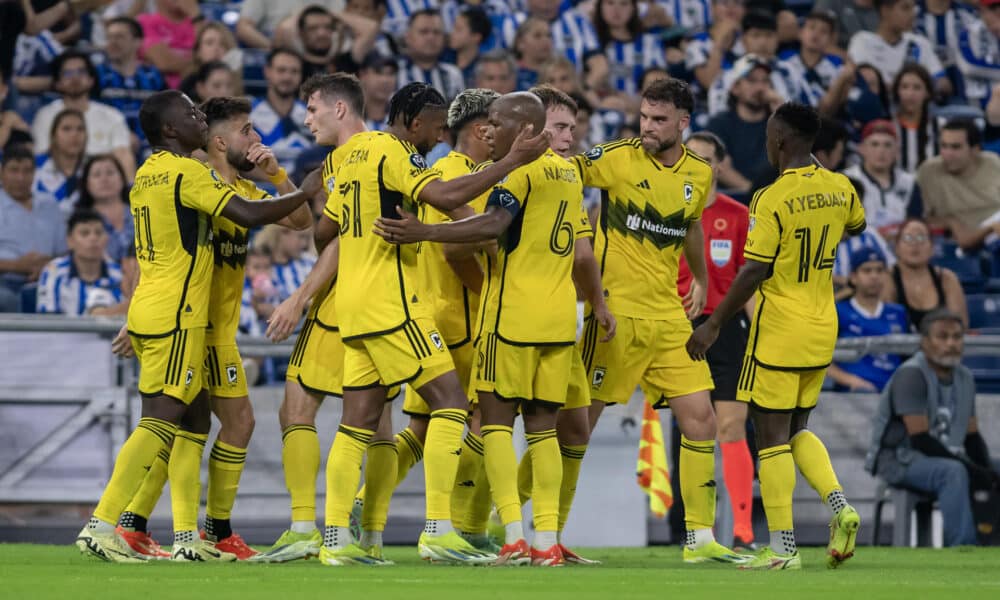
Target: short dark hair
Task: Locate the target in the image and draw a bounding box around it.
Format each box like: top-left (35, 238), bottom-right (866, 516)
top-left (919, 308), bottom-right (966, 336)
top-left (78, 154), bottom-right (128, 209)
top-left (813, 117), bottom-right (848, 155)
top-left (409, 8), bottom-right (441, 26)
top-left (873, 0), bottom-right (903, 13)
top-left (139, 89), bottom-right (187, 145)
top-left (942, 118), bottom-right (982, 147)
top-left (568, 91), bottom-right (592, 116)
top-left (50, 108), bottom-right (86, 144)
top-left (687, 131), bottom-right (727, 162)
top-left (193, 61), bottom-right (232, 88)
top-left (201, 96), bottom-right (253, 130)
top-left (300, 73), bottom-right (366, 117)
top-left (459, 6), bottom-right (492, 41)
top-left (530, 84), bottom-right (578, 115)
top-left (805, 10), bottom-right (837, 33)
top-left (298, 4), bottom-right (332, 31)
top-left (106, 16), bottom-right (143, 39)
top-left (52, 49), bottom-right (98, 83)
top-left (773, 102), bottom-right (821, 142)
top-left (741, 10), bottom-right (777, 33)
top-left (641, 78), bottom-right (694, 114)
top-left (67, 208), bottom-right (105, 234)
top-left (1, 142), bottom-right (33, 167)
top-left (387, 82), bottom-right (447, 128)
top-left (268, 47), bottom-right (304, 67)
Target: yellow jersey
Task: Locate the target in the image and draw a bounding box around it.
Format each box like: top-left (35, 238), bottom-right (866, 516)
top-left (128, 151), bottom-right (235, 337)
top-left (417, 150), bottom-right (487, 347)
top-left (331, 131), bottom-right (441, 340)
top-left (744, 164), bottom-right (866, 369)
top-left (309, 149), bottom-right (342, 329)
top-left (477, 149), bottom-right (585, 346)
top-left (206, 177), bottom-right (269, 344)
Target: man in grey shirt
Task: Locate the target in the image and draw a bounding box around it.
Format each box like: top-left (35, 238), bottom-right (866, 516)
top-left (0, 144), bottom-right (68, 312)
top-left (815, 0), bottom-right (879, 48)
top-left (867, 309), bottom-right (1000, 546)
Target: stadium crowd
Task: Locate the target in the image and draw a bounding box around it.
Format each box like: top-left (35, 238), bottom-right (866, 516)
top-left (1, 0), bottom-right (999, 561)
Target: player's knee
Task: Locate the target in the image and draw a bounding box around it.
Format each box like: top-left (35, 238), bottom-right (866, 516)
top-left (523, 404), bottom-right (559, 433)
top-left (406, 416), bottom-right (429, 443)
top-left (716, 418), bottom-right (745, 444)
top-left (556, 408), bottom-right (591, 446)
top-left (279, 385), bottom-right (320, 429)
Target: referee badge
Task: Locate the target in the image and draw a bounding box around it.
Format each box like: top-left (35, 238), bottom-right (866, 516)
top-left (710, 239), bottom-right (732, 267)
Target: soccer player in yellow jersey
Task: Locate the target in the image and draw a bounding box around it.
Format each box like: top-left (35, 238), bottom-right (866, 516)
top-left (688, 102), bottom-right (866, 570)
top-left (77, 90), bottom-right (322, 563)
top-left (571, 78), bottom-right (746, 564)
top-left (375, 92), bottom-right (615, 566)
top-left (303, 78), bottom-right (548, 566)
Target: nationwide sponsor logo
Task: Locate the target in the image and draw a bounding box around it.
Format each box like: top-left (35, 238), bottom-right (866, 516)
top-left (212, 228), bottom-right (249, 269)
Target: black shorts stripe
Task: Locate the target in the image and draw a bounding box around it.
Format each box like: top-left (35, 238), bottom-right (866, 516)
top-left (402, 323), bottom-right (427, 359)
top-left (408, 321), bottom-right (432, 357)
top-left (290, 320), bottom-right (314, 367)
top-left (164, 331), bottom-right (180, 387)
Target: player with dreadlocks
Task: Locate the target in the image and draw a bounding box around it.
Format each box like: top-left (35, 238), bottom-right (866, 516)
top-left (311, 80), bottom-right (550, 566)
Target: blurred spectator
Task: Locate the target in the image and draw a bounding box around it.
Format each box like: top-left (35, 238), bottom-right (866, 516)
top-left (833, 175), bottom-right (897, 288)
top-left (137, 0), bottom-right (198, 90)
top-left (866, 309), bottom-right (1000, 547)
top-left (842, 119), bottom-right (918, 237)
top-left (96, 16), bottom-right (166, 145)
top-left (595, 0), bottom-right (667, 97)
top-left (36, 208), bottom-right (125, 316)
top-left (326, 3), bottom-right (385, 75)
top-left (397, 10), bottom-right (465, 100)
top-left (828, 248), bottom-right (908, 392)
top-left (891, 63), bottom-right (938, 173)
top-left (0, 69), bottom-right (31, 150)
top-left (840, 63), bottom-right (892, 133)
top-left (956, 0), bottom-right (1000, 110)
top-left (359, 52), bottom-right (398, 130)
top-left (473, 50), bottom-right (517, 95)
top-left (383, 0), bottom-right (439, 39)
top-left (11, 20), bottom-right (64, 97)
top-left (513, 16), bottom-right (555, 91)
top-left (917, 118), bottom-right (1000, 232)
top-left (240, 245), bottom-right (279, 336)
top-left (185, 21), bottom-right (244, 90)
top-left (1, 0), bottom-right (76, 83)
top-left (448, 5), bottom-right (492, 86)
top-left (31, 50), bottom-right (135, 180)
top-left (256, 224), bottom-right (316, 301)
top-left (705, 54), bottom-right (781, 194)
top-left (779, 10), bottom-right (844, 110)
top-left (882, 217), bottom-right (968, 329)
top-left (916, 0), bottom-right (978, 100)
top-left (251, 49), bottom-right (313, 174)
top-left (237, 0), bottom-right (347, 50)
top-left (686, 0), bottom-right (746, 98)
top-left (848, 0), bottom-right (948, 97)
top-left (184, 61), bottom-right (237, 104)
top-left (650, 0), bottom-right (713, 35)
top-left (33, 107), bottom-right (85, 213)
top-left (815, 0), bottom-right (879, 48)
top-left (441, 0), bottom-right (510, 39)
top-left (0, 143), bottom-right (67, 312)
top-left (76, 154), bottom-right (133, 263)
top-left (293, 6), bottom-right (338, 79)
top-left (815, 116), bottom-right (849, 170)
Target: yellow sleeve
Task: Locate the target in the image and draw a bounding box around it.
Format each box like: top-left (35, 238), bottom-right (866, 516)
top-left (846, 188), bottom-right (866, 234)
top-left (744, 189), bottom-right (780, 264)
top-left (381, 139), bottom-right (441, 201)
top-left (181, 162), bottom-right (236, 216)
top-left (575, 201), bottom-right (593, 240)
top-left (688, 165), bottom-right (713, 221)
top-left (321, 155), bottom-right (339, 223)
top-left (571, 142), bottom-right (627, 189)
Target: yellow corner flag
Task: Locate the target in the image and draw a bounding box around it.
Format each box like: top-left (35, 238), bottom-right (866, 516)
top-left (636, 400), bottom-right (673, 519)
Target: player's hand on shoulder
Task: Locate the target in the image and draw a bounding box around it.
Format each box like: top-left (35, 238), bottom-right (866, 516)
top-left (374, 205), bottom-right (429, 244)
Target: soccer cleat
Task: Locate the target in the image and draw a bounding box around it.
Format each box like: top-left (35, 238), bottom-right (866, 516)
top-left (116, 526), bottom-right (170, 560)
top-left (464, 535), bottom-right (501, 555)
top-left (349, 501), bottom-right (363, 542)
top-left (558, 544), bottom-right (601, 565)
top-left (827, 505), bottom-right (860, 569)
top-left (361, 544), bottom-right (395, 565)
top-left (530, 544), bottom-right (565, 567)
top-left (494, 539), bottom-right (531, 566)
top-left (739, 547), bottom-right (801, 571)
top-left (318, 543), bottom-right (392, 566)
top-left (213, 533), bottom-right (259, 560)
top-left (732, 536), bottom-right (758, 553)
top-left (682, 541), bottom-right (753, 564)
top-left (171, 539), bottom-right (237, 562)
top-left (76, 525), bottom-right (147, 563)
top-left (418, 531), bottom-right (497, 565)
top-left (249, 529), bottom-right (321, 563)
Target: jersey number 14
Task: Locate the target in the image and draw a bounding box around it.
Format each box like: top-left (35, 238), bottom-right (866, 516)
top-left (793, 224), bottom-right (836, 283)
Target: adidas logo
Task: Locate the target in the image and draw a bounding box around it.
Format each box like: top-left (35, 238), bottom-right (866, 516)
top-left (451, 448), bottom-right (462, 456)
top-left (457, 480), bottom-right (475, 487)
top-left (636, 179), bottom-right (651, 189)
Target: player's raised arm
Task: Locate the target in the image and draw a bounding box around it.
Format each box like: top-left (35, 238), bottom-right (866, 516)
top-left (375, 203), bottom-right (513, 244)
top-left (221, 168), bottom-right (323, 228)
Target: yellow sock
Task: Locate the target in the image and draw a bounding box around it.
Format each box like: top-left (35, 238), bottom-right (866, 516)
top-left (169, 430), bottom-right (208, 533)
top-left (206, 440), bottom-right (247, 521)
top-left (123, 446), bottom-right (170, 520)
top-left (94, 417), bottom-right (176, 524)
top-left (325, 425), bottom-right (372, 528)
top-left (466, 461), bottom-right (493, 534)
top-left (355, 427), bottom-right (423, 503)
top-left (482, 425), bottom-right (520, 526)
top-left (790, 430), bottom-right (842, 501)
top-left (758, 444), bottom-right (795, 531)
top-left (451, 433), bottom-right (484, 532)
top-left (517, 451), bottom-right (532, 505)
top-left (679, 436), bottom-right (716, 530)
top-left (282, 425), bottom-right (320, 522)
top-left (361, 440), bottom-right (397, 532)
top-left (526, 430), bottom-right (561, 533)
top-left (558, 444), bottom-right (587, 532)
top-left (424, 409), bottom-right (467, 521)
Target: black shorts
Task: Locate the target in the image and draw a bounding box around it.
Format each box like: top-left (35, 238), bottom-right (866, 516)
top-left (694, 312), bottom-right (749, 401)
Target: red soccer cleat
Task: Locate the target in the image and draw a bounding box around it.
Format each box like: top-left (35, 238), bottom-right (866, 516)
top-left (558, 544), bottom-right (600, 565)
top-left (495, 539), bottom-right (531, 566)
top-left (116, 526), bottom-right (170, 559)
top-left (212, 533), bottom-right (259, 560)
top-left (530, 544), bottom-right (565, 567)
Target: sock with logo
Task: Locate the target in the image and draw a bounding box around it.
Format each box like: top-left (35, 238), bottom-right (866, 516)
top-left (758, 444), bottom-right (795, 533)
top-left (451, 432), bottom-right (484, 532)
top-left (205, 439), bottom-right (248, 541)
top-left (679, 435), bottom-right (717, 531)
top-left (354, 426), bottom-right (423, 503)
top-left (482, 425), bottom-right (521, 530)
top-left (93, 417), bottom-right (177, 525)
top-left (516, 450), bottom-right (533, 504)
top-left (558, 443), bottom-right (587, 532)
top-left (423, 409), bottom-right (467, 532)
top-left (790, 430), bottom-right (844, 513)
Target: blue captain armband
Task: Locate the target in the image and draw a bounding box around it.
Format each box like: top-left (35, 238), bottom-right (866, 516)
top-left (487, 187), bottom-right (522, 217)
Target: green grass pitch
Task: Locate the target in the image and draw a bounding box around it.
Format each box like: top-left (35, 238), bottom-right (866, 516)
top-left (3, 545), bottom-right (999, 599)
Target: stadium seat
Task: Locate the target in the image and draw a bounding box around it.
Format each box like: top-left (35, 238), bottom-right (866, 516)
top-left (242, 49), bottom-right (269, 97)
top-left (965, 294), bottom-right (1000, 330)
top-left (962, 354), bottom-right (1000, 393)
top-left (19, 285), bottom-right (37, 313)
top-left (871, 479), bottom-right (942, 547)
top-left (932, 241), bottom-right (986, 293)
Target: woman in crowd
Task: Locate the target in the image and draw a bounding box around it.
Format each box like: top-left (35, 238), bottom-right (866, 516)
top-left (882, 218), bottom-right (968, 330)
top-left (33, 108), bottom-right (86, 213)
top-left (183, 61), bottom-right (237, 104)
top-left (181, 20), bottom-right (244, 95)
top-left (594, 0), bottom-right (667, 97)
top-left (892, 63), bottom-right (938, 173)
top-left (513, 17), bottom-right (556, 91)
top-left (76, 154), bottom-right (134, 264)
